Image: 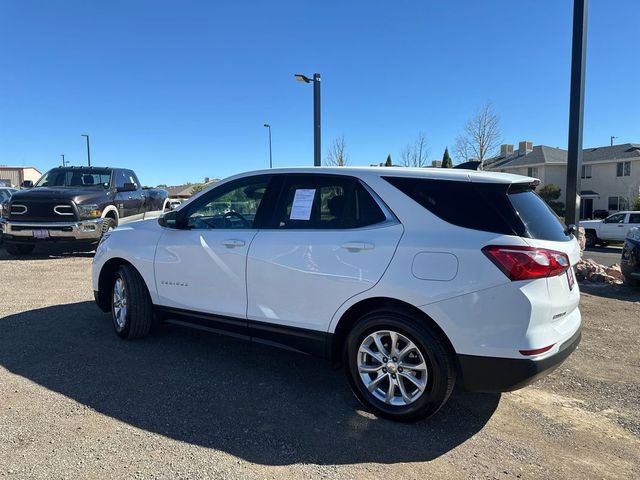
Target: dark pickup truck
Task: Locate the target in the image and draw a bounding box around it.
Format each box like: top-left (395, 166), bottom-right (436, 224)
top-left (0, 166), bottom-right (168, 255)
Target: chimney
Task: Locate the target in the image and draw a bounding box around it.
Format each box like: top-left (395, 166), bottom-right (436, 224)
top-left (518, 141), bottom-right (533, 155)
top-left (500, 144), bottom-right (514, 157)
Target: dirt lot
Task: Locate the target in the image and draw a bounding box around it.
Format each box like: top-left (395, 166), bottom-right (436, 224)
top-left (0, 246), bottom-right (638, 479)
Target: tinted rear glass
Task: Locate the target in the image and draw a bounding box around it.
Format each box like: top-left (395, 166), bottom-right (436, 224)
top-left (507, 185), bottom-right (570, 241)
top-left (383, 177), bottom-right (570, 242)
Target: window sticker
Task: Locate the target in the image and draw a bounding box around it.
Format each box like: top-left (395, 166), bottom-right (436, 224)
top-left (290, 189), bottom-right (316, 220)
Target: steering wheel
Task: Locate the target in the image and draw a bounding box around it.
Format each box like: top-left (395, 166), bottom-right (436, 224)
top-left (223, 211), bottom-right (251, 228)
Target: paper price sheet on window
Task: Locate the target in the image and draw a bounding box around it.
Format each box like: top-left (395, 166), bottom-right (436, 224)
top-left (290, 189), bottom-right (316, 220)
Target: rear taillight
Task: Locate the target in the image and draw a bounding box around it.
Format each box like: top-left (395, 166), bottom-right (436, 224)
top-left (482, 245), bottom-right (570, 281)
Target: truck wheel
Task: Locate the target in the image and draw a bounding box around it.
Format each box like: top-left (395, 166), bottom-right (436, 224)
top-left (584, 231), bottom-right (596, 248)
top-left (101, 217), bottom-right (116, 236)
top-left (5, 243), bottom-right (35, 256)
top-left (345, 309), bottom-right (456, 422)
top-left (111, 264), bottom-right (153, 339)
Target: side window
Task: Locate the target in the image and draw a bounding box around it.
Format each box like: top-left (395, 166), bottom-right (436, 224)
top-left (273, 176), bottom-right (386, 229)
top-left (125, 170), bottom-right (139, 188)
top-left (629, 214), bottom-right (640, 224)
top-left (604, 213), bottom-right (626, 224)
top-left (186, 178), bottom-right (269, 229)
top-left (114, 170), bottom-right (129, 189)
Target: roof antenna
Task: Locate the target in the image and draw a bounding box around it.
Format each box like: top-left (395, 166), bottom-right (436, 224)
top-left (610, 135), bottom-right (617, 146)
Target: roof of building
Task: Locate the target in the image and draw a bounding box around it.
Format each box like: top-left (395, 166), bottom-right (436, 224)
top-left (486, 143), bottom-right (640, 169)
top-left (0, 166), bottom-right (42, 172)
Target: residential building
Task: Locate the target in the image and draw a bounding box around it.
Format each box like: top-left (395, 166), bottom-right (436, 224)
top-left (0, 166), bottom-right (42, 187)
top-left (484, 141), bottom-right (640, 219)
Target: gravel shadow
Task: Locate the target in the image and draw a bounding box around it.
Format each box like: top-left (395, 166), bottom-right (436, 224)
top-left (0, 301), bottom-right (500, 465)
top-left (0, 243), bottom-right (95, 260)
top-left (579, 283), bottom-right (640, 302)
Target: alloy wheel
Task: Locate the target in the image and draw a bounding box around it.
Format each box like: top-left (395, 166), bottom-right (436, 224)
top-left (357, 330), bottom-right (428, 406)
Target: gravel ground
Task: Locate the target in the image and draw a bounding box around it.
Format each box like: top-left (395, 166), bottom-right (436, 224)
top-left (0, 245), bottom-right (638, 479)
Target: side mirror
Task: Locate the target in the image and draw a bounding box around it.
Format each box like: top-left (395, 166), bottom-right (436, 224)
top-left (117, 182), bottom-right (137, 193)
top-left (21, 180), bottom-right (34, 189)
top-left (158, 210), bottom-right (180, 228)
top-left (565, 224), bottom-right (577, 236)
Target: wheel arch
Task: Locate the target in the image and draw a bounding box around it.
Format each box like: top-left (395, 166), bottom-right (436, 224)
top-left (96, 257), bottom-right (145, 312)
top-left (101, 205), bottom-right (119, 226)
top-left (329, 297), bottom-right (457, 366)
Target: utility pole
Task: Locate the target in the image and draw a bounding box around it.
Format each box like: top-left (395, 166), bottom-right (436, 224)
top-left (564, 0), bottom-right (588, 229)
top-left (61, 154), bottom-right (66, 167)
top-left (81, 134), bottom-right (91, 167)
top-left (263, 123), bottom-right (273, 168)
top-left (610, 136), bottom-right (617, 146)
top-left (294, 73), bottom-right (322, 167)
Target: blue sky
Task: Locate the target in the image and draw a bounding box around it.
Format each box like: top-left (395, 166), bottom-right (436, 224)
top-left (1, 0), bottom-right (638, 186)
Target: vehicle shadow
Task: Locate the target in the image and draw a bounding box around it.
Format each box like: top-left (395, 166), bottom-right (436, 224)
top-left (0, 302), bottom-right (500, 465)
top-left (580, 283), bottom-right (640, 302)
top-left (584, 245), bottom-right (623, 255)
top-left (0, 243), bottom-right (95, 260)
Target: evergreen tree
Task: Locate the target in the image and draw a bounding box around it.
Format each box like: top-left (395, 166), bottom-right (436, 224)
top-left (385, 154), bottom-right (393, 167)
top-left (441, 147), bottom-right (453, 168)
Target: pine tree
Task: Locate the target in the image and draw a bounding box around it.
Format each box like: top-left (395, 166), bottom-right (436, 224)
top-left (441, 147), bottom-right (453, 168)
top-left (385, 154), bottom-right (393, 167)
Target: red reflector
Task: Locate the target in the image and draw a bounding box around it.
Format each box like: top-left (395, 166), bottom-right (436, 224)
top-left (482, 245), bottom-right (570, 281)
top-left (519, 344), bottom-right (555, 356)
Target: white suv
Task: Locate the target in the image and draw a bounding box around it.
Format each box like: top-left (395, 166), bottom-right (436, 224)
top-left (92, 167), bottom-right (581, 421)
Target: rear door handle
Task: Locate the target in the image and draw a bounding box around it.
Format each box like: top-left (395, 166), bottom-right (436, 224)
top-left (341, 242), bottom-right (374, 252)
top-left (221, 239), bottom-right (246, 248)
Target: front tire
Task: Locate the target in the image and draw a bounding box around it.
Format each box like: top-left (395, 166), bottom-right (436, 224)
top-left (584, 231), bottom-right (597, 248)
top-left (111, 264), bottom-right (153, 339)
top-left (345, 309), bottom-right (456, 422)
top-left (5, 243), bottom-right (35, 256)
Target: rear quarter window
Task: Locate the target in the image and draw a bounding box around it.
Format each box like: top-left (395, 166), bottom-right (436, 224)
top-left (383, 176), bottom-right (571, 242)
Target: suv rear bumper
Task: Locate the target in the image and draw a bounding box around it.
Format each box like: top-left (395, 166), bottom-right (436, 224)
top-left (457, 327), bottom-right (581, 392)
top-left (0, 218), bottom-right (104, 242)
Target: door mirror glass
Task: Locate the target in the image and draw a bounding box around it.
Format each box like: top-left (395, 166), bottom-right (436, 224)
top-left (159, 210), bottom-right (179, 228)
top-left (21, 180), bottom-right (34, 189)
top-left (117, 182), bottom-right (137, 193)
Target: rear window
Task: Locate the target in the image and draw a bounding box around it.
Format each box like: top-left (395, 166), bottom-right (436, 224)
top-left (383, 177), bottom-right (570, 242)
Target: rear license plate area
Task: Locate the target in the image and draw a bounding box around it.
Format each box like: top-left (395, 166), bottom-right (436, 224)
top-left (566, 267), bottom-right (575, 290)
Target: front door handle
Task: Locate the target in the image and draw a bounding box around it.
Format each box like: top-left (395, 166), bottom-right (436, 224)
top-left (221, 239), bottom-right (246, 248)
top-left (341, 242), bottom-right (374, 252)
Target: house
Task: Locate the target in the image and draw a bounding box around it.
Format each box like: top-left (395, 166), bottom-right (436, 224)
top-left (0, 166), bottom-right (42, 188)
top-left (165, 177), bottom-right (219, 199)
top-left (484, 141), bottom-right (640, 219)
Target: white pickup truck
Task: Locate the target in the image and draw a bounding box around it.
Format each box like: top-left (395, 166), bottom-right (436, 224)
top-left (580, 211), bottom-right (640, 247)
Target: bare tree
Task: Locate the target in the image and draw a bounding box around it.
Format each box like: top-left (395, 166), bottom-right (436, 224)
top-left (455, 102), bottom-right (501, 168)
top-left (324, 136), bottom-right (349, 166)
top-left (400, 132), bottom-right (430, 167)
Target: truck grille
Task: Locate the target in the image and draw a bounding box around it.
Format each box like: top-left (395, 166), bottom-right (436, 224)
top-left (9, 200), bottom-right (78, 221)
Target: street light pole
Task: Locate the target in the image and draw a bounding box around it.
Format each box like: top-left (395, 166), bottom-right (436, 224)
top-left (294, 73), bottom-right (322, 167)
top-left (263, 123), bottom-right (273, 168)
top-left (564, 0), bottom-right (588, 228)
top-left (61, 154), bottom-right (66, 167)
top-left (81, 134), bottom-right (91, 167)
top-left (610, 135), bottom-right (617, 146)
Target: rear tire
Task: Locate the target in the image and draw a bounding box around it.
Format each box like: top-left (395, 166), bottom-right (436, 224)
top-left (345, 309), bottom-right (456, 422)
top-left (584, 231), bottom-right (597, 248)
top-left (5, 243), bottom-right (35, 256)
top-left (111, 264), bottom-right (153, 339)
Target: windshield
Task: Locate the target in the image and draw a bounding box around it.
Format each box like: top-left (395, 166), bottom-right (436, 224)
top-left (35, 168), bottom-right (111, 189)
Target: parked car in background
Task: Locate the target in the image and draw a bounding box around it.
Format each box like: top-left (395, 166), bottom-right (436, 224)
top-left (621, 227), bottom-right (640, 287)
top-left (580, 211), bottom-right (640, 247)
top-left (0, 166), bottom-right (168, 256)
top-left (0, 187), bottom-right (18, 217)
top-left (93, 167), bottom-right (581, 421)
top-left (168, 199), bottom-right (182, 210)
